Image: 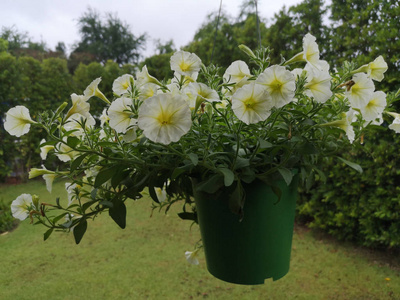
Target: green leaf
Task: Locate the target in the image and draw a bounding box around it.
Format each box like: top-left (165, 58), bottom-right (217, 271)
top-left (90, 188), bottom-right (98, 200)
top-left (148, 184), bottom-right (160, 203)
top-left (187, 153), bottom-right (198, 166)
top-left (219, 168), bottom-right (235, 186)
top-left (70, 153), bottom-right (89, 172)
top-left (278, 168), bottom-right (293, 186)
top-left (240, 167), bottom-right (256, 183)
top-left (171, 167), bottom-right (187, 180)
top-left (271, 185), bottom-right (282, 204)
top-left (94, 165), bottom-right (119, 188)
top-left (109, 200), bottom-right (126, 229)
top-left (73, 218), bottom-right (88, 244)
top-left (259, 139), bottom-right (273, 149)
top-left (177, 212), bottom-right (197, 223)
top-left (43, 228), bottom-right (54, 241)
top-left (39, 140), bottom-right (58, 147)
top-left (337, 157), bottom-right (363, 174)
top-left (99, 200), bottom-right (113, 207)
top-left (228, 181), bottom-right (245, 217)
top-left (195, 174), bottom-right (224, 193)
top-left (234, 157), bottom-right (250, 169)
top-left (111, 169), bottom-right (130, 188)
top-left (81, 200), bottom-right (97, 213)
top-left (67, 136), bottom-right (80, 148)
top-left (52, 213), bottom-right (68, 224)
top-left (97, 141), bottom-right (118, 147)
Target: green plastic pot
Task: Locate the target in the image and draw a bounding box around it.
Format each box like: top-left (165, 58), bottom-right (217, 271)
top-left (193, 175), bottom-right (298, 285)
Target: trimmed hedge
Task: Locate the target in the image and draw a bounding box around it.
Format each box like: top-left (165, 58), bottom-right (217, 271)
top-left (0, 199), bottom-right (17, 234)
top-left (297, 131), bottom-right (400, 249)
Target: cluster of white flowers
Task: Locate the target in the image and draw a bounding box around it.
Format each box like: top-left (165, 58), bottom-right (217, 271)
top-left (3, 33), bottom-right (396, 245)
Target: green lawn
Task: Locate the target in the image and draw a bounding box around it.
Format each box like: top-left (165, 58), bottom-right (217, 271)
top-left (0, 180), bottom-right (399, 299)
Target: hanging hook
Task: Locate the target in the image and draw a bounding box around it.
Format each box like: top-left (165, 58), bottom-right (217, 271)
top-left (255, 0), bottom-right (262, 48)
top-left (210, 0), bottom-right (223, 64)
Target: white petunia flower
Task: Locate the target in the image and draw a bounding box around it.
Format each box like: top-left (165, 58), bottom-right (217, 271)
top-left (346, 73), bottom-right (375, 110)
top-left (170, 51), bottom-right (202, 77)
top-left (63, 113), bottom-right (96, 137)
top-left (367, 56), bottom-right (388, 82)
top-left (136, 66), bottom-right (162, 86)
top-left (55, 140), bottom-right (79, 162)
top-left (232, 82), bottom-right (273, 125)
top-left (223, 60), bottom-right (251, 85)
top-left (84, 77), bottom-right (110, 104)
top-left (185, 250), bottom-right (200, 265)
top-left (65, 93), bottom-right (90, 120)
top-left (99, 129), bottom-right (108, 140)
top-left (40, 139), bottom-right (55, 160)
top-left (256, 65), bottom-right (296, 108)
top-left (304, 67), bottom-right (333, 103)
top-left (65, 182), bottom-right (78, 206)
top-left (285, 33), bottom-right (329, 72)
top-left (185, 82), bottom-right (220, 112)
top-left (302, 33), bottom-right (320, 66)
top-left (100, 108), bottom-right (109, 127)
top-left (122, 127), bottom-right (138, 142)
top-left (155, 186), bottom-right (167, 203)
top-left (84, 166), bottom-right (101, 179)
top-left (172, 71), bottom-right (199, 87)
top-left (138, 93), bottom-right (192, 145)
top-left (361, 91), bottom-right (386, 122)
top-left (389, 117), bottom-right (400, 133)
top-left (108, 97), bottom-right (137, 133)
top-left (11, 194), bottom-right (33, 221)
top-left (353, 56), bottom-right (388, 82)
top-left (387, 112), bottom-right (400, 133)
top-left (323, 110), bottom-right (356, 143)
top-left (112, 74), bottom-right (134, 96)
top-left (302, 33), bottom-right (329, 71)
top-left (43, 173), bottom-right (57, 193)
top-left (139, 83), bottom-right (159, 101)
top-left (166, 82), bottom-right (184, 96)
top-left (216, 100), bottom-right (230, 110)
top-left (4, 106), bottom-right (36, 137)
top-left (28, 167), bottom-right (54, 179)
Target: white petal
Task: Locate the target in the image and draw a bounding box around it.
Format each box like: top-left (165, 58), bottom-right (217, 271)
top-left (138, 93), bottom-right (192, 145)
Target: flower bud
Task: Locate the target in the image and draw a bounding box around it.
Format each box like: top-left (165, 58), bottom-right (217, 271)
top-left (29, 168), bottom-right (54, 179)
top-left (32, 194), bottom-right (40, 209)
top-left (238, 45), bottom-right (256, 59)
top-left (55, 102), bottom-right (68, 117)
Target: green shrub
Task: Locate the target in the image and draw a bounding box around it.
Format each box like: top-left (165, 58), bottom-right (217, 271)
top-left (297, 130), bottom-right (400, 249)
top-left (0, 199), bottom-right (17, 234)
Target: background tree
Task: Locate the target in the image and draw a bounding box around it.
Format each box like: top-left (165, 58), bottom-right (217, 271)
top-left (184, 12), bottom-right (241, 67)
top-left (71, 8), bottom-right (146, 68)
top-left (328, 0), bottom-right (400, 91)
top-left (264, 0), bottom-right (327, 64)
top-left (0, 26), bottom-right (29, 53)
top-left (139, 40), bottom-right (176, 81)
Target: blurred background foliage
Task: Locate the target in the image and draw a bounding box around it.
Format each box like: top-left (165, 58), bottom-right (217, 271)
top-left (1, 0), bottom-right (400, 248)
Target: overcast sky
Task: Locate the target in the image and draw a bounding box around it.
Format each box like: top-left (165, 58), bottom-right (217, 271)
top-left (0, 0), bottom-right (308, 57)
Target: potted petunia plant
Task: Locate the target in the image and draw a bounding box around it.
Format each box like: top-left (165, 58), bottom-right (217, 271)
top-left (5, 33), bottom-right (400, 284)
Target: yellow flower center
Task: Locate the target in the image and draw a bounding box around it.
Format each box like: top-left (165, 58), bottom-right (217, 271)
top-left (122, 82), bottom-right (130, 89)
top-left (270, 79), bottom-right (283, 92)
top-left (244, 97), bottom-right (256, 110)
top-left (179, 61), bottom-right (191, 72)
top-left (366, 99), bottom-right (377, 109)
top-left (157, 113), bottom-right (172, 125)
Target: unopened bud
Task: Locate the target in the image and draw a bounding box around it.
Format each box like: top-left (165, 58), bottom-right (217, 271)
top-left (32, 194), bottom-right (40, 209)
top-left (55, 102), bottom-right (68, 116)
top-left (238, 45), bottom-right (257, 59)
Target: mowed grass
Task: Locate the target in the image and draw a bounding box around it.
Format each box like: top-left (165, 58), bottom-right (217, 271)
top-left (0, 180), bottom-right (399, 300)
